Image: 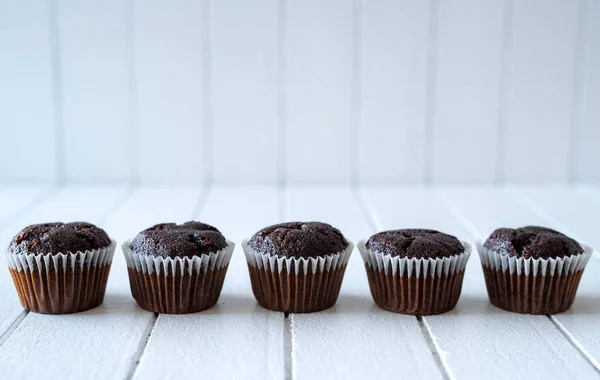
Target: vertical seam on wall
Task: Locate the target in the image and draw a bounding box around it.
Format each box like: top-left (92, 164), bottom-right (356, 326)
top-left (495, 0), bottom-right (515, 185)
top-left (568, 0), bottom-right (592, 183)
top-left (277, 0), bottom-right (287, 188)
top-left (127, 0), bottom-right (140, 185)
top-left (203, 0), bottom-right (214, 187)
top-left (350, 0), bottom-right (362, 187)
top-left (49, 0), bottom-right (65, 184)
top-left (423, 0), bottom-right (439, 186)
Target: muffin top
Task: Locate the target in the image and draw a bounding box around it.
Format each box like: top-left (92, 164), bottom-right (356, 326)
top-left (483, 226), bottom-right (583, 259)
top-left (366, 229), bottom-right (464, 259)
top-left (129, 221), bottom-right (228, 259)
top-left (9, 222), bottom-right (111, 256)
top-left (247, 222), bottom-right (348, 259)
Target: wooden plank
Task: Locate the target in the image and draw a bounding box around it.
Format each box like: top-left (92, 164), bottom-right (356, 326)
top-left (358, 0), bottom-right (429, 183)
top-left (58, 0), bottom-right (133, 181)
top-left (432, 0), bottom-right (504, 183)
top-left (286, 187), bottom-right (443, 380)
top-left (285, 0), bottom-right (354, 183)
top-left (362, 186), bottom-right (598, 379)
top-left (134, 0), bottom-right (205, 183)
top-left (0, 0), bottom-right (57, 182)
top-left (442, 186), bottom-right (600, 372)
top-left (134, 186), bottom-right (284, 379)
top-left (573, 0), bottom-right (600, 182)
top-left (501, 0), bottom-right (579, 182)
top-left (211, 1), bottom-right (278, 184)
top-left (0, 186), bottom-right (203, 380)
top-left (0, 185), bottom-right (127, 341)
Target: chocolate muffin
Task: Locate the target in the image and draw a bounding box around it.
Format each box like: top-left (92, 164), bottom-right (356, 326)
top-left (480, 226), bottom-right (591, 314)
top-left (243, 222), bottom-right (353, 313)
top-left (359, 229), bottom-right (471, 315)
top-left (366, 229), bottom-right (464, 259)
top-left (247, 222), bottom-right (347, 259)
top-left (10, 222), bottom-right (111, 255)
top-left (6, 222), bottom-right (116, 314)
top-left (129, 222), bottom-right (228, 259)
top-left (483, 226), bottom-right (584, 259)
top-left (123, 222), bottom-right (234, 314)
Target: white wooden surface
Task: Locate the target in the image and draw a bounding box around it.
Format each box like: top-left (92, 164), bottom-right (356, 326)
top-left (1, 1), bottom-right (599, 184)
top-left (502, 0), bottom-right (579, 182)
top-left (0, 185), bottom-right (599, 380)
top-left (357, 0), bottom-right (429, 183)
top-left (58, 0), bottom-right (132, 182)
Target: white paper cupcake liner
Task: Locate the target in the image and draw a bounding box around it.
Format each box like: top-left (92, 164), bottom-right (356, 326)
top-left (5, 240), bottom-right (117, 314)
top-left (6, 239), bottom-right (117, 273)
top-left (357, 240), bottom-right (471, 278)
top-left (242, 239), bottom-right (354, 274)
top-left (242, 239), bottom-right (354, 313)
top-left (477, 241), bottom-right (593, 276)
top-left (122, 240), bottom-right (235, 276)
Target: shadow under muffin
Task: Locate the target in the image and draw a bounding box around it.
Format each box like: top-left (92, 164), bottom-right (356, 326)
top-left (243, 222), bottom-right (353, 313)
top-left (123, 222), bottom-right (234, 314)
top-left (6, 222), bottom-right (116, 314)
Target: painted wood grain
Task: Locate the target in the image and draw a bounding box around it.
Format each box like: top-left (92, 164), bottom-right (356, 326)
top-left (573, 0), bottom-right (600, 182)
top-left (284, 0), bottom-right (354, 183)
top-left (134, 186), bottom-right (284, 380)
top-left (211, 1), bottom-right (279, 184)
top-left (432, 0), bottom-right (504, 183)
top-left (441, 186), bottom-right (600, 373)
top-left (358, 0), bottom-right (429, 183)
top-left (362, 186), bottom-right (599, 379)
top-left (502, 0), bottom-right (579, 182)
top-left (0, 0), bottom-right (57, 182)
top-left (58, 0), bottom-right (133, 182)
top-left (285, 187), bottom-right (443, 380)
top-left (133, 0), bottom-right (206, 183)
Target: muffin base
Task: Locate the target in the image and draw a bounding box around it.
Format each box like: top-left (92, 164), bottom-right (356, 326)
top-left (9, 264), bottom-right (111, 314)
top-left (365, 265), bottom-right (465, 315)
top-left (482, 267), bottom-right (585, 314)
top-left (247, 264), bottom-right (347, 313)
top-left (127, 267), bottom-right (229, 314)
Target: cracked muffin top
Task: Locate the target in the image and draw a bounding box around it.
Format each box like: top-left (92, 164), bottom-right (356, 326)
top-left (9, 222), bottom-right (111, 255)
top-left (483, 226), bottom-right (583, 259)
top-left (366, 229), bottom-right (464, 259)
top-left (247, 222), bottom-right (348, 259)
top-left (129, 222), bottom-right (228, 259)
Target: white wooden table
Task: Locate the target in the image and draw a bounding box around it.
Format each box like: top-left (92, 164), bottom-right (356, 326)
top-left (0, 185), bottom-right (599, 380)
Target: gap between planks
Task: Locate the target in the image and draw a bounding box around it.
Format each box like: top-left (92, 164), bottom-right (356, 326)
top-left (353, 187), bottom-right (453, 380)
top-left (126, 313), bottom-right (159, 380)
top-left (503, 188), bottom-right (600, 374)
top-left (439, 187), bottom-right (600, 375)
top-left (284, 313), bottom-right (293, 380)
top-left (123, 184), bottom-right (212, 379)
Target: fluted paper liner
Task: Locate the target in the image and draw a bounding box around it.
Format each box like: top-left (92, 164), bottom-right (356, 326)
top-left (123, 240), bottom-right (234, 314)
top-left (5, 240), bottom-right (116, 314)
top-left (243, 239), bottom-right (353, 313)
top-left (358, 240), bottom-right (471, 315)
top-left (478, 241), bottom-right (593, 314)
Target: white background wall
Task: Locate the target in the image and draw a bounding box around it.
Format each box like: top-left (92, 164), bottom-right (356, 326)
top-left (0, 0), bottom-right (598, 185)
